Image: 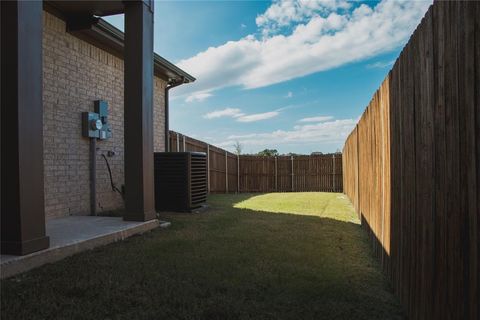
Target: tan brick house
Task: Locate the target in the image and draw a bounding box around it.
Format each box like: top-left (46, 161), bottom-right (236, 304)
top-left (42, 10), bottom-right (193, 219)
top-left (1, 1), bottom-right (194, 255)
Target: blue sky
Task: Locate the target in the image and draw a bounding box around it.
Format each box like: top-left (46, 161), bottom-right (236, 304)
top-left (106, 0), bottom-right (432, 154)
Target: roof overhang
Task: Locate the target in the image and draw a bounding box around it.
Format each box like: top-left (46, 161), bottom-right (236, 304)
top-left (45, 1), bottom-right (126, 18)
top-left (43, 1), bottom-right (195, 85)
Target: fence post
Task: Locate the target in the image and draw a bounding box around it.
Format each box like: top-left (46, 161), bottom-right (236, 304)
top-left (332, 154), bottom-right (336, 192)
top-left (207, 144), bottom-right (210, 193)
top-left (262, 158), bottom-right (265, 192)
top-left (225, 150), bottom-right (229, 193)
top-left (291, 156), bottom-right (294, 192)
top-left (176, 132), bottom-right (180, 152)
top-left (275, 156), bottom-right (278, 192)
top-left (237, 155), bottom-right (240, 193)
top-left (168, 131), bottom-right (171, 152)
top-left (183, 134), bottom-right (186, 151)
top-left (356, 125), bottom-right (360, 211)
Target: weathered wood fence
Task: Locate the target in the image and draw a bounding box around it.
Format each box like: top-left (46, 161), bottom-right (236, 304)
top-left (169, 131), bottom-right (342, 193)
top-left (343, 2), bottom-right (479, 319)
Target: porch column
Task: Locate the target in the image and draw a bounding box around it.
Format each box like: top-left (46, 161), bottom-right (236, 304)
top-left (1, 0), bottom-right (50, 255)
top-left (123, 0), bottom-right (156, 221)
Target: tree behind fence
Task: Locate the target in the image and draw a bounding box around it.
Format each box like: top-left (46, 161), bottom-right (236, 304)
top-left (169, 131), bottom-right (342, 193)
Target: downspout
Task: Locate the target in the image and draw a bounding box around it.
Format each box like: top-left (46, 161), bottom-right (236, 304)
top-left (164, 77), bottom-right (184, 152)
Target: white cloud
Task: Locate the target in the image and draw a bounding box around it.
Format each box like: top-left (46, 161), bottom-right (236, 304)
top-left (203, 108), bottom-right (280, 123)
top-left (185, 91), bottom-right (213, 103)
top-left (204, 108), bottom-right (244, 119)
top-left (366, 60), bottom-right (395, 69)
top-left (241, 23), bottom-right (247, 29)
top-left (256, 0), bottom-right (352, 36)
top-left (237, 111), bottom-right (279, 122)
top-left (173, 0), bottom-right (431, 102)
top-left (285, 91), bottom-right (293, 98)
top-left (298, 115), bottom-right (334, 122)
top-left (213, 117), bottom-right (357, 150)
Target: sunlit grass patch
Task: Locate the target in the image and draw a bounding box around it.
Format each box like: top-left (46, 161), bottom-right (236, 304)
top-left (231, 192), bottom-right (359, 223)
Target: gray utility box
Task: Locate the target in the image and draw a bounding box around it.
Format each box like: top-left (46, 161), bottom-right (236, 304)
top-left (82, 100), bottom-right (112, 140)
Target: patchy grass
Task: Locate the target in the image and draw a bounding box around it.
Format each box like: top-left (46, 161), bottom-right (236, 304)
top-left (1, 193), bottom-right (404, 320)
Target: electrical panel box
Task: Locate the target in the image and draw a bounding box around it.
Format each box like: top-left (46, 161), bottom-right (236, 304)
top-left (82, 100), bottom-right (112, 140)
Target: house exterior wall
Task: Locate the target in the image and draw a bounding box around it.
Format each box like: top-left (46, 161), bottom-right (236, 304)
top-left (43, 11), bottom-right (166, 219)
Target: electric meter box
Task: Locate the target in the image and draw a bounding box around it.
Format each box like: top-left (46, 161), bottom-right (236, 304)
top-left (82, 112), bottom-right (100, 138)
top-left (82, 100), bottom-right (112, 140)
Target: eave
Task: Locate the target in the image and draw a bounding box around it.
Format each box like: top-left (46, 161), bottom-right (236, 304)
top-left (43, 2), bottom-right (195, 84)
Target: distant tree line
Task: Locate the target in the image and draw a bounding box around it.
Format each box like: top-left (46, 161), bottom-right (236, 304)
top-left (233, 141), bottom-right (341, 156)
top-left (240, 148), bottom-right (342, 157)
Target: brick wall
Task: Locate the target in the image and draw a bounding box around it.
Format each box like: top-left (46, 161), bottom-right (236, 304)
top-left (43, 11), bottom-right (166, 219)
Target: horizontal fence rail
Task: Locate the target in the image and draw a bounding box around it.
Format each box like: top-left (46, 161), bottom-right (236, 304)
top-left (169, 131), bottom-right (342, 193)
top-left (342, 2), bottom-right (479, 320)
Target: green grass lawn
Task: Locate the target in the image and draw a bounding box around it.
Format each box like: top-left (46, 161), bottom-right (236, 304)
top-left (1, 193), bottom-right (404, 320)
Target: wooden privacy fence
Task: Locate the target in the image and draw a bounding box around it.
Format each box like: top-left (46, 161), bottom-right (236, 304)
top-left (169, 131), bottom-right (238, 193)
top-left (238, 155), bottom-right (342, 193)
top-left (169, 131), bottom-right (342, 193)
top-left (343, 2), bottom-right (479, 320)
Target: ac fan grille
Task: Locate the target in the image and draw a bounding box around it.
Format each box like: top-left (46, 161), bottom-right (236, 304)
top-left (154, 152), bottom-right (207, 212)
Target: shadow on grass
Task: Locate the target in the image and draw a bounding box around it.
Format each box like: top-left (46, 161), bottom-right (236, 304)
top-left (1, 193), bottom-right (404, 320)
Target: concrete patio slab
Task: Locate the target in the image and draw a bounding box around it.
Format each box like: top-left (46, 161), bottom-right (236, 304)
top-left (1, 216), bottom-right (170, 279)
